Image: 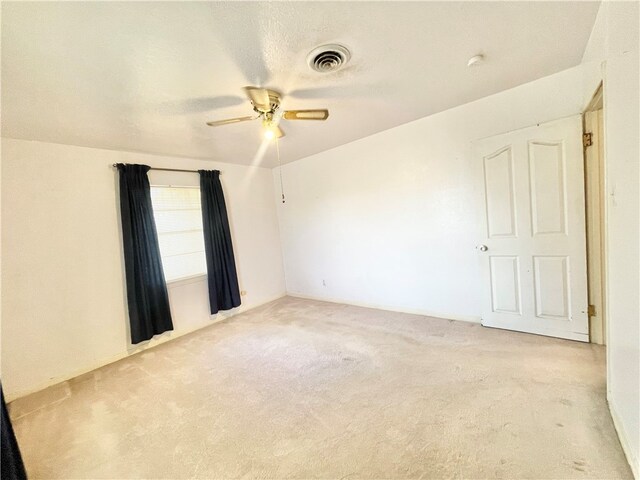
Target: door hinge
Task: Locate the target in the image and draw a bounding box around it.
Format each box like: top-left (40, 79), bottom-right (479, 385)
top-left (583, 132), bottom-right (593, 148)
top-left (588, 304), bottom-right (596, 316)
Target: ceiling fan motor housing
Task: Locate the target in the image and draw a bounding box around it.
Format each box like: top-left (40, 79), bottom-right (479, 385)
top-left (250, 89), bottom-right (281, 114)
top-left (307, 44), bottom-right (351, 73)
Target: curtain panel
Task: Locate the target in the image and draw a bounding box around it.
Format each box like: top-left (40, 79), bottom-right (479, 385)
top-left (198, 170), bottom-right (241, 314)
top-left (1, 384), bottom-right (27, 480)
top-left (116, 164), bottom-right (173, 344)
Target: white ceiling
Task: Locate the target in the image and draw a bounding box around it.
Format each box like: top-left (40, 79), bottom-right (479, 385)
top-left (1, 1), bottom-right (599, 167)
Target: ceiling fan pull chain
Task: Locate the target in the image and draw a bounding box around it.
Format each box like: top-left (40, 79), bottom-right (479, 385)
top-left (276, 136), bottom-right (285, 204)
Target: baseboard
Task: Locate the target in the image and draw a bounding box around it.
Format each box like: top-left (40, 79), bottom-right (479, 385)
top-left (287, 291), bottom-right (481, 324)
top-left (608, 394), bottom-right (639, 479)
top-left (6, 292), bottom-right (286, 404)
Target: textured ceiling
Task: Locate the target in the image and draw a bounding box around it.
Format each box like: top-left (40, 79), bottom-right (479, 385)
top-left (1, 1), bottom-right (599, 167)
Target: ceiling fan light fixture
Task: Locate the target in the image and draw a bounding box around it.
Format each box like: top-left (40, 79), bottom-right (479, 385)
top-left (262, 121), bottom-right (284, 140)
top-left (263, 128), bottom-right (275, 140)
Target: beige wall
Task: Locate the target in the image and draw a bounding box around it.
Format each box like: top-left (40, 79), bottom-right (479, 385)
top-left (582, 2), bottom-right (640, 476)
top-left (1, 139), bottom-right (286, 400)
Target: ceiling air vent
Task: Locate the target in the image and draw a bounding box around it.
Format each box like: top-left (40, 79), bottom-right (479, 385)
top-left (307, 44), bottom-right (351, 73)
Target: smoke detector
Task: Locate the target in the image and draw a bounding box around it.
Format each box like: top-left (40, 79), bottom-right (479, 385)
top-left (307, 44), bottom-right (351, 73)
top-left (467, 54), bottom-right (485, 67)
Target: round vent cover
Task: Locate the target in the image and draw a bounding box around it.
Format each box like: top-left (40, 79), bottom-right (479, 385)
top-left (307, 44), bottom-right (351, 73)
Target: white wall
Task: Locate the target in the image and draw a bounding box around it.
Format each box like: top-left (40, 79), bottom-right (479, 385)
top-left (582, 2), bottom-right (639, 476)
top-left (274, 62), bottom-right (599, 322)
top-left (1, 139), bottom-right (286, 400)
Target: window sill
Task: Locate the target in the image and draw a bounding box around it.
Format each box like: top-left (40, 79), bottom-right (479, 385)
top-left (166, 273), bottom-right (207, 288)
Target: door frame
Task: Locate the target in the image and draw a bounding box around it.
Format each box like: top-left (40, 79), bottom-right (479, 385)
top-left (582, 83), bottom-right (607, 345)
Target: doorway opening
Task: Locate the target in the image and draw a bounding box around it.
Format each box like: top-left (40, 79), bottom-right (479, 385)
top-left (583, 83), bottom-right (606, 345)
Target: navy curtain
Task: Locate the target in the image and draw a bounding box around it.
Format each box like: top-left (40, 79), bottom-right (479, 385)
top-left (116, 164), bottom-right (173, 344)
top-left (199, 170), bottom-right (241, 314)
top-left (1, 384), bottom-right (27, 480)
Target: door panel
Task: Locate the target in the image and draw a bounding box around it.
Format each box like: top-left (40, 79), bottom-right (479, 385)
top-left (484, 147), bottom-right (517, 238)
top-left (533, 255), bottom-right (569, 319)
top-left (475, 116), bottom-right (588, 341)
top-left (529, 141), bottom-right (567, 235)
top-left (490, 256), bottom-right (522, 314)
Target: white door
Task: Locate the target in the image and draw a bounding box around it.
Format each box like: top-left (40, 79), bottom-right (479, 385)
top-left (475, 115), bottom-right (589, 341)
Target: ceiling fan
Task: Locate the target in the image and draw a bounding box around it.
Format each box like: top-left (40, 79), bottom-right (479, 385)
top-left (206, 86), bottom-right (329, 139)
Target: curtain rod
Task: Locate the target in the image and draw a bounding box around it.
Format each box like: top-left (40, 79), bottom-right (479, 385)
top-left (111, 164), bottom-right (220, 174)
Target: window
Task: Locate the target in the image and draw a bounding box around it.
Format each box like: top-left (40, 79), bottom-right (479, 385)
top-left (150, 186), bottom-right (206, 282)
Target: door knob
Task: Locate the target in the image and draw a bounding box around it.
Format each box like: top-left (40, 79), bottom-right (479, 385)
top-left (478, 245), bottom-right (488, 252)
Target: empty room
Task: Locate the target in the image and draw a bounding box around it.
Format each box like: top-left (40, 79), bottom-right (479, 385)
top-left (1, 1), bottom-right (638, 479)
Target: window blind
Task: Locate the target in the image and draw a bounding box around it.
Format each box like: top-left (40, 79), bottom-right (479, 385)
top-left (150, 186), bottom-right (206, 282)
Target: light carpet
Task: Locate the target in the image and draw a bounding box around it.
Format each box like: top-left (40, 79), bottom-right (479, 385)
top-left (9, 296), bottom-right (632, 479)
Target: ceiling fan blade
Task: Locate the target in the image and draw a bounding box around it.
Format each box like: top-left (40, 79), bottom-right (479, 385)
top-left (283, 109), bottom-right (329, 121)
top-left (274, 126), bottom-right (285, 138)
top-left (243, 86), bottom-right (271, 111)
top-left (160, 95), bottom-right (244, 114)
top-left (206, 115), bottom-right (256, 127)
